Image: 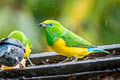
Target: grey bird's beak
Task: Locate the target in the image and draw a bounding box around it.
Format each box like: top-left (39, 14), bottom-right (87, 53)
top-left (38, 23), bottom-right (46, 27)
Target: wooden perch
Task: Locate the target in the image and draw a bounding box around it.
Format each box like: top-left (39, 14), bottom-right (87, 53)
top-left (0, 44), bottom-right (120, 80)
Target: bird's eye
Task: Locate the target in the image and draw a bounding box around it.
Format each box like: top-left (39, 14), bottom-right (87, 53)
top-left (49, 23), bottom-right (54, 26)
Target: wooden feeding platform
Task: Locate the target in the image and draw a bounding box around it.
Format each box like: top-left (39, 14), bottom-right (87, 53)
top-left (0, 44), bottom-right (120, 80)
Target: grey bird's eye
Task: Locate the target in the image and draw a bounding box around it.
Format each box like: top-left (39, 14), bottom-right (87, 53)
top-left (49, 23), bottom-right (54, 26)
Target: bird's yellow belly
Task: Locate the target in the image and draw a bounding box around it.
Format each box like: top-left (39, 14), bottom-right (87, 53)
top-left (24, 44), bottom-right (31, 58)
top-left (50, 38), bottom-right (89, 58)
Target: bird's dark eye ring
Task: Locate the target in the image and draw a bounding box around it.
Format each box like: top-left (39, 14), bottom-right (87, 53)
top-left (49, 23), bottom-right (54, 26)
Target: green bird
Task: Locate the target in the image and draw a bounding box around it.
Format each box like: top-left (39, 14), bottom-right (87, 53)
top-left (7, 31), bottom-right (33, 65)
top-left (38, 20), bottom-right (109, 62)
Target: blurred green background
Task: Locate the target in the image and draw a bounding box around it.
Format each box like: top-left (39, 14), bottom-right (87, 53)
top-left (0, 0), bottom-right (120, 53)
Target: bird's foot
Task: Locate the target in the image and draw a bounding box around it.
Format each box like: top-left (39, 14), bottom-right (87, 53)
top-left (19, 59), bottom-right (26, 68)
top-left (84, 57), bottom-right (90, 60)
top-left (59, 58), bottom-right (70, 64)
top-left (27, 57), bottom-right (35, 66)
top-left (71, 56), bottom-right (78, 62)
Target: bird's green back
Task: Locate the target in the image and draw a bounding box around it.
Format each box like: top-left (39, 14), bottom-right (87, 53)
top-left (61, 30), bottom-right (92, 47)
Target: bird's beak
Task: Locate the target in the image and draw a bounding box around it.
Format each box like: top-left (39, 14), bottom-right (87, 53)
top-left (38, 23), bottom-right (46, 27)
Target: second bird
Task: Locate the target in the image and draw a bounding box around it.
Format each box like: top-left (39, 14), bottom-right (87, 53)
top-left (8, 31), bottom-right (33, 65)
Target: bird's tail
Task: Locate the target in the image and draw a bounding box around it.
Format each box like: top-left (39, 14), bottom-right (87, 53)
top-left (87, 47), bottom-right (110, 54)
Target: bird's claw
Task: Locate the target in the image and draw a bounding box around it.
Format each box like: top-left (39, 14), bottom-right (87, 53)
top-left (59, 58), bottom-right (70, 64)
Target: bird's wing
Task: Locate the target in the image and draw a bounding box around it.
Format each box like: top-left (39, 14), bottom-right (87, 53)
top-left (27, 38), bottom-right (33, 49)
top-left (61, 30), bottom-right (93, 48)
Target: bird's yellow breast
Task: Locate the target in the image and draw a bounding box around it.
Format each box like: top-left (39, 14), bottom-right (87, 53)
top-left (24, 44), bottom-right (31, 58)
top-left (51, 38), bottom-right (90, 58)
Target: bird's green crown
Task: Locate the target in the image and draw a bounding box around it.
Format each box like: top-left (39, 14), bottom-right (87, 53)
top-left (8, 31), bottom-right (32, 48)
top-left (42, 20), bottom-right (66, 34)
